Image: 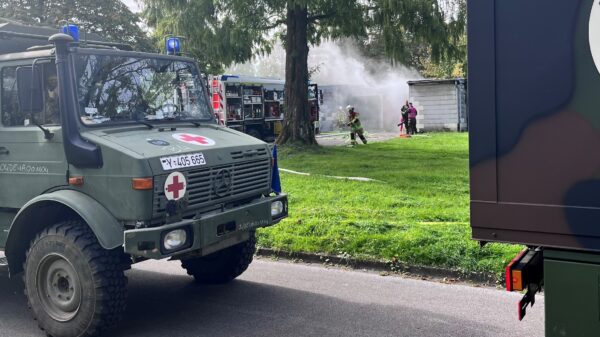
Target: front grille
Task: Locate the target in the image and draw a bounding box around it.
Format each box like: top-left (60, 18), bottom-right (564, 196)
top-left (230, 148), bottom-right (267, 160)
top-left (153, 157), bottom-right (271, 217)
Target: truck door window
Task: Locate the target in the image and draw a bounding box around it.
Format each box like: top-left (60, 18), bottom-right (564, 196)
top-left (1, 66), bottom-right (23, 126)
top-left (42, 65), bottom-right (59, 125)
top-left (1, 63), bottom-right (59, 127)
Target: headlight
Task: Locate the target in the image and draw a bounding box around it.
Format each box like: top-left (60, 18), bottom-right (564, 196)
top-left (163, 229), bottom-right (188, 251)
top-left (271, 200), bottom-right (284, 217)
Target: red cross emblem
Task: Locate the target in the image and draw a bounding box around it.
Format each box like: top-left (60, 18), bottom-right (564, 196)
top-left (173, 133), bottom-right (216, 146)
top-left (180, 134), bottom-right (209, 144)
top-left (164, 172), bottom-right (187, 201)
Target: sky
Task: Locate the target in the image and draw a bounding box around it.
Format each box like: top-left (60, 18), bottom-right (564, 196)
top-left (120, 0), bottom-right (142, 13)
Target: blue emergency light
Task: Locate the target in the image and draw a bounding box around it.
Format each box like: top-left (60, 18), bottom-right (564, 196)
top-left (166, 37), bottom-right (181, 55)
top-left (61, 24), bottom-right (80, 41)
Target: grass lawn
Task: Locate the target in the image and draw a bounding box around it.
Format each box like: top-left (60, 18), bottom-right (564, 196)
top-left (258, 133), bottom-right (523, 280)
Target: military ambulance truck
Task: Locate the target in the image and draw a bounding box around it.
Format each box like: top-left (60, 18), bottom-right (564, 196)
top-left (0, 23), bottom-right (287, 337)
top-left (469, 0), bottom-right (600, 335)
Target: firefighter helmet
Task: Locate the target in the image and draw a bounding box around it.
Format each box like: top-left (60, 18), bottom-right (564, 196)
top-left (346, 105), bottom-right (354, 112)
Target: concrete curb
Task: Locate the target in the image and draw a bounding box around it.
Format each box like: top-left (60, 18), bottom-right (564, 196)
top-left (315, 133), bottom-right (347, 138)
top-left (256, 247), bottom-right (499, 286)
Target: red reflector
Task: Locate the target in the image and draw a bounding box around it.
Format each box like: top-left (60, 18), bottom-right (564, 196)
top-left (212, 79), bottom-right (218, 88)
top-left (212, 92), bottom-right (220, 110)
top-left (505, 249), bottom-right (528, 292)
top-left (518, 301), bottom-right (524, 321)
top-left (505, 264), bottom-right (512, 292)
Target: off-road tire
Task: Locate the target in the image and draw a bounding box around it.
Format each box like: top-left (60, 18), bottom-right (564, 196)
top-left (24, 220), bottom-right (128, 337)
top-left (181, 231), bottom-right (256, 284)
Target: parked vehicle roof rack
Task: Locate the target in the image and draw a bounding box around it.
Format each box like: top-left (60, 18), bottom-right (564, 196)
top-left (26, 44), bottom-right (55, 52)
top-left (0, 30), bottom-right (48, 41)
top-left (0, 30), bottom-right (133, 51)
top-left (77, 40), bottom-right (133, 51)
top-left (0, 22), bottom-right (133, 54)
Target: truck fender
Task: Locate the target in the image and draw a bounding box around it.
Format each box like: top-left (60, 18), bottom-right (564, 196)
top-left (5, 190), bottom-right (123, 275)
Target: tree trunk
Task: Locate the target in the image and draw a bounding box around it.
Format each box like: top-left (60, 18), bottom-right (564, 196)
top-left (277, 2), bottom-right (316, 146)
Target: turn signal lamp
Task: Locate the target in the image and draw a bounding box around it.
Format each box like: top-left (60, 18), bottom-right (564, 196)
top-left (68, 176), bottom-right (84, 186)
top-left (61, 24), bottom-right (80, 41)
top-left (511, 270), bottom-right (524, 291)
top-left (505, 249), bottom-right (543, 321)
top-left (132, 178), bottom-right (154, 190)
top-left (166, 37), bottom-right (181, 55)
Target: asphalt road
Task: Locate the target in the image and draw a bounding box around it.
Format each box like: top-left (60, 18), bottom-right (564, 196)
top-left (0, 258), bottom-right (544, 337)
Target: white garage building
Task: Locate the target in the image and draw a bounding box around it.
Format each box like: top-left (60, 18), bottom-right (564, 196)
top-left (408, 79), bottom-right (468, 132)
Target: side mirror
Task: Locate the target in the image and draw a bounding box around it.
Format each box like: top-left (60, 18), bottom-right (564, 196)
top-left (16, 66), bottom-right (44, 114)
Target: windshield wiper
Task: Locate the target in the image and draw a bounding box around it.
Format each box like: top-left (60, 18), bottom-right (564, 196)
top-left (174, 116), bottom-right (203, 128)
top-left (134, 120), bottom-right (154, 129)
top-left (186, 120), bottom-right (220, 128)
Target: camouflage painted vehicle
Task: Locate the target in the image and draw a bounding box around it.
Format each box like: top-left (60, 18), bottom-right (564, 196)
top-left (469, 0), bottom-right (600, 335)
top-left (0, 23), bottom-right (287, 337)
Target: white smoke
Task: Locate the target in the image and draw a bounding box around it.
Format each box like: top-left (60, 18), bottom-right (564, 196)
top-left (226, 40), bottom-right (422, 131)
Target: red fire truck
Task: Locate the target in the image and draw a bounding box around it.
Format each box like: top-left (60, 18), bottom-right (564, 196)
top-left (210, 75), bottom-right (320, 141)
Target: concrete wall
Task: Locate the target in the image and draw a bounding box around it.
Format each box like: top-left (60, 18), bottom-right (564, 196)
top-left (408, 80), bottom-right (467, 132)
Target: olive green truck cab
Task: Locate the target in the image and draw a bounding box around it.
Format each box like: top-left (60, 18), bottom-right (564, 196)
top-left (0, 24), bottom-right (287, 337)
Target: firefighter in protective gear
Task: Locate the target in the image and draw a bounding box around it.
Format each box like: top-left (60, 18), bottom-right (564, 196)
top-left (346, 105), bottom-right (367, 145)
top-left (398, 100), bottom-right (410, 134)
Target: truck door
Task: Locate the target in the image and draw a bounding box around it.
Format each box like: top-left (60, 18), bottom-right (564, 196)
top-left (0, 62), bottom-right (68, 209)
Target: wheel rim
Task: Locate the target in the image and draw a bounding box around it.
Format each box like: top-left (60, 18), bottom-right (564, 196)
top-left (36, 253), bottom-right (82, 322)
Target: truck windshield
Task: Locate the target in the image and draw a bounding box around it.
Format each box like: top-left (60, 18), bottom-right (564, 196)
top-left (74, 54), bottom-right (212, 125)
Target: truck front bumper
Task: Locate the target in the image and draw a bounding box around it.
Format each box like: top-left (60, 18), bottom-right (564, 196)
top-left (123, 194), bottom-right (288, 259)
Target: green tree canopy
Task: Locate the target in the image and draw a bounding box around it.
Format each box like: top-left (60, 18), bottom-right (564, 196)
top-left (143, 0), bottom-right (465, 144)
top-left (143, 0), bottom-right (266, 74)
top-left (360, 0), bottom-right (466, 78)
top-left (0, 0), bottom-right (153, 50)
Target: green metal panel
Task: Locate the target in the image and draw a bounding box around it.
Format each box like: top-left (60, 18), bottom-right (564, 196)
top-left (10, 190), bottom-right (123, 249)
top-left (0, 210), bottom-right (15, 248)
top-left (72, 126), bottom-right (267, 221)
top-left (0, 127), bottom-right (68, 208)
top-left (545, 249), bottom-right (600, 264)
top-left (545, 251), bottom-right (600, 336)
